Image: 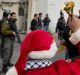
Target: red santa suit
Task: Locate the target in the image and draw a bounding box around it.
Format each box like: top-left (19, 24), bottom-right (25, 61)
top-left (6, 29), bottom-right (80, 75)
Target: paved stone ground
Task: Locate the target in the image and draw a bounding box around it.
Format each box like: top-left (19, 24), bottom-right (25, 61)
top-left (0, 33), bottom-right (66, 75)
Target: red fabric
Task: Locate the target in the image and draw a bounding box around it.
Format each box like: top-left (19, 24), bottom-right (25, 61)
top-left (15, 30), bottom-right (80, 75)
top-left (17, 59), bottom-right (80, 75)
top-left (15, 30), bottom-right (53, 75)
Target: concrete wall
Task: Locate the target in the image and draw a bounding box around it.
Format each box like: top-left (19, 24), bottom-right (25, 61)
top-left (18, 16), bottom-right (25, 30)
top-left (35, 0), bottom-right (48, 17)
top-left (27, 0), bottom-right (35, 33)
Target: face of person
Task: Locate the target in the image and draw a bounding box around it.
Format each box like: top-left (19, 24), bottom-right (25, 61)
top-left (39, 15), bottom-right (42, 18)
top-left (46, 14), bottom-right (48, 17)
top-left (11, 14), bottom-right (16, 20)
top-left (35, 15), bottom-right (38, 19)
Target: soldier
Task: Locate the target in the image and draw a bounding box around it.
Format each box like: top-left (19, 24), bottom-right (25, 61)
top-left (0, 12), bottom-right (15, 73)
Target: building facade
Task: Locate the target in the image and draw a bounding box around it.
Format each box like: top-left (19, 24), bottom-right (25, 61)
top-left (0, 0), bottom-right (28, 31)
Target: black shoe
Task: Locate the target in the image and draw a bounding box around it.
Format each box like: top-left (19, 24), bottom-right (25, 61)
top-left (7, 63), bottom-right (14, 66)
top-left (2, 65), bottom-right (8, 73)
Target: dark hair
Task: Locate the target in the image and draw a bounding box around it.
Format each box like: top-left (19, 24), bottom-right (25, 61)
top-left (46, 14), bottom-right (48, 16)
top-left (39, 13), bottom-right (42, 16)
top-left (34, 14), bottom-right (38, 17)
top-left (60, 10), bottom-right (64, 19)
top-left (3, 12), bottom-right (9, 17)
top-left (10, 12), bottom-right (16, 16)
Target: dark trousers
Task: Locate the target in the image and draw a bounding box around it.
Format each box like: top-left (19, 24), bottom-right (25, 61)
top-left (0, 36), bottom-right (5, 59)
top-left (1, 36), bottom-right (15, 65)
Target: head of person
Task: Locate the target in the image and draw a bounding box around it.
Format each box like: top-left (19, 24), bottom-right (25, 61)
top-left (39, 13), bottom-right (42, 18)
top-left (45, 14), bottom-right (48, 17)
top-left (3, 12), bottom-right (9, 19)
top-left (34, 14), bottom-right (38, 19)
top-left (60, 10), bottom-right (64, 19)
top-left (10, 12), bottom-right (16, 20)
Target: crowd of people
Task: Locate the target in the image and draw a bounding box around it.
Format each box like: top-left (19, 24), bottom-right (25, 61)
top-left (30, 13), bottom-right (51, 31)
top-left (0, 11), bottom-right (21, 73)
top-left (0, 7), bottom-right (80, 75)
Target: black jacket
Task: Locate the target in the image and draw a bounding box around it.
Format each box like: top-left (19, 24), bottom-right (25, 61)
top-left (8, 18), bottom-right (21, 44)
top-left (43, 17), bottom-right (51, 26)
top-left (30, 18), bottom-right (38, 31)
top-left (38, 18), bottom-right (42, 29)
top-left (56, 18), bottom-right (66, 32)
top-left (8, 18), bottom-right (17, 32)
top-left (62, 26), bottom-right (79, 59)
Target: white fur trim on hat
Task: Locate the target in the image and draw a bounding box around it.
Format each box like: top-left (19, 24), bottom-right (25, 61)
top-left (69, 29), bottom-right (80, 45)
top-left (28, 41), bottom-right (58, 59)
top-left (6, 67), bottom-right (18, 75)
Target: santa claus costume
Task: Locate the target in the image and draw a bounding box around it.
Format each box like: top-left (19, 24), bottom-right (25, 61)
top-left (6, 29), bottom-right (80, 75)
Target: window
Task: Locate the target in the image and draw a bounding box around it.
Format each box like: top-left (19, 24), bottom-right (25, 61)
top-left (19, 7), bottom-right (24, 16)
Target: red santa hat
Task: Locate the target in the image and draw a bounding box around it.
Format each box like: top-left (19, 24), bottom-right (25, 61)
top-left (6, 30), bottom-right (58, 75)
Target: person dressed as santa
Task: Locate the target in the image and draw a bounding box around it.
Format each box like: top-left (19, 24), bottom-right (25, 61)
top-left (6, 15), bottom-right (80, 75)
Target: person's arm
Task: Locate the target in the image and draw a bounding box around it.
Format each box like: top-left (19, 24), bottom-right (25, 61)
top-left (55, 20), bottom-right (59, 33)
top-left (9, 20), bottom-right (17, 31)
top-left (48, 17), bottom-right (51, 22)
top-left (69, 29), bottom-right (80, 53)
top-left (30, 20), bottom-right (34, 30)
top-left (55, 26), bottom-right (59, 33)
top-left (43, 18), bottom-right (46, 23)
top-left (68, 15), bottom-right (80, 53)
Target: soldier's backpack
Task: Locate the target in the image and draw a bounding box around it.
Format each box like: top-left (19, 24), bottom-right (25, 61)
top-left (0, 19), bottom-right (13, 36)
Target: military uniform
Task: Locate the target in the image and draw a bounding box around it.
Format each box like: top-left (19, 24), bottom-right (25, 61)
top-left (1, 17), bottom-right (15, 72)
